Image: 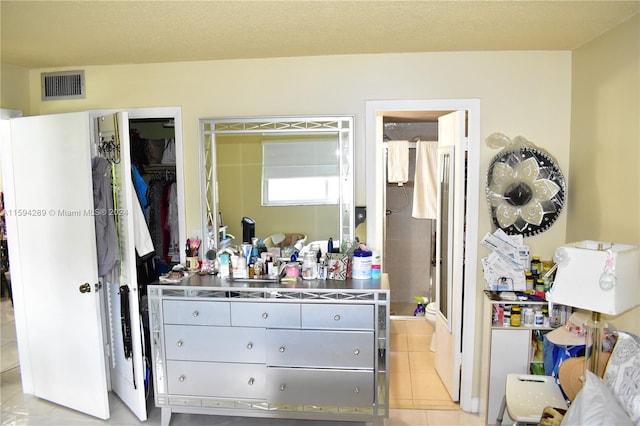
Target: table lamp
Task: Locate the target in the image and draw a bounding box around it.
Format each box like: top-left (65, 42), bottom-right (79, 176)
top-left (550, 241), bottom-right (640, 374)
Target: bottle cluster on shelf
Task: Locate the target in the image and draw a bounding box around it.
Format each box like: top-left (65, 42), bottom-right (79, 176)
top-left (492, 302), bottom-right (571, 329)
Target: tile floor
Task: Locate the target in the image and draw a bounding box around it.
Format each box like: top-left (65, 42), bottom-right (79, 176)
top-left (389, 317), bottom-right (459, 411)
top-left (0, 297), bottom-right (483, 425)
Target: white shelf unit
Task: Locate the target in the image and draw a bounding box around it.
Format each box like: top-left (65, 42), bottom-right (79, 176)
top-left (484, 296), bottom-right (569, 425)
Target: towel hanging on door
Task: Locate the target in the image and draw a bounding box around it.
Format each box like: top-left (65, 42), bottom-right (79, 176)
top-left (387, 140), bottom-right (409, 185)
top-left (412, 141), bottom-right (438, 219)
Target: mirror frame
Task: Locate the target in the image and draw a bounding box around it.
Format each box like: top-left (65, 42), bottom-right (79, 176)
top-left (199, 115), bottom-right (354, 254)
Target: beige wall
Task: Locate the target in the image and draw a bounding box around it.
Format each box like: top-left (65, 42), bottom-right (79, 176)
top-left (2, 50), bottom-right (573, 407)
top-left (569, 14), bottom-right (640, 335)
top-left (5, 51), bottom-right (573, 259)
top-left (0, 63), bottom-right (30, 114)
top-left (0, 63), bottom-right (31, 192)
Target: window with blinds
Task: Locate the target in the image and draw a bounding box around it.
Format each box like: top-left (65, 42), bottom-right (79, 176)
top-left (262, 138), bottom-right (339, 206)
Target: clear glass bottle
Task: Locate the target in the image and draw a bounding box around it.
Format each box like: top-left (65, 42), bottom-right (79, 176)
top-left (301, 251), bottom-right (318, 280)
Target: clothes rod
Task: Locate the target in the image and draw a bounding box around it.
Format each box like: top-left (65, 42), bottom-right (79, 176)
top-left (383, 141), bottom-right (437, 149)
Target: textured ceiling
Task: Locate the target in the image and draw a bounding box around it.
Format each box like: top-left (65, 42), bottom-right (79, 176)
top-left (1, 0), bottom-right (639, 69)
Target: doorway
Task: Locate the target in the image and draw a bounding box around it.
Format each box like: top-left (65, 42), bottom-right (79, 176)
top-left (383, 118), bottom-right (439, 317)
top-left (366, 99), bottom-right (481, 413)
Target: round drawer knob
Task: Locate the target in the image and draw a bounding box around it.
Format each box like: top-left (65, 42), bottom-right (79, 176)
top-left (353, 386), bottom-right (360, 394)
top-left (279, 346), bottom-right (286, 352)
top-left (280, 384), bottom-right (286, 391)
top-left (176, 340), bottom-right (183, 347)
top-left (354, 349), bottom-right (360, 355)
top-left (192, 310), bottom-right (199, 317)
top-left (178, 375), bottom-right (186, 382)
top-left (248, 377), bottom-right (255, 385)
top-left (262, 312), bottom-right (269, 319)
top-left (334, 314), bottom-right (341, 321)
top-left (247, 342), bottom-right (253, 349)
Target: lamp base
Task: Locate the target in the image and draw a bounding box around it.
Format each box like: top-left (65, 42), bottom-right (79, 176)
top-left (584, 312), bottom-right (607, 378)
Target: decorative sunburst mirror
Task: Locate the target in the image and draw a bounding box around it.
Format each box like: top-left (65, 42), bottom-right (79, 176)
top-left (486, 134), bottom-right (566, 237)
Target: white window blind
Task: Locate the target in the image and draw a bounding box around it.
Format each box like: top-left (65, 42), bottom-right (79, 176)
top-left (262, 138), bottom-right (339, 206)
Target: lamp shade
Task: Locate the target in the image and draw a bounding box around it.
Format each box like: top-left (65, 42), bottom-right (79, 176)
top-left (552, 241), bottom-right (640, 315)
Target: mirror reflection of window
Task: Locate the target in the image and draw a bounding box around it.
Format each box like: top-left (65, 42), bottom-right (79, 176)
top-left (200, 116), bottom-right (353, 253)
top-left (262, 138), bottom-right (339, 206)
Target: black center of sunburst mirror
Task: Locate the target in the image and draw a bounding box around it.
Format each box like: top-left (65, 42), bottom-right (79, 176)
top-left (504, 182), bottom-right (533, 206)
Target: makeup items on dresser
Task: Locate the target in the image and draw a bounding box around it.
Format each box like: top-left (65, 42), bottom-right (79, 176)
top-left (185, 237), bottom-right (201, 271)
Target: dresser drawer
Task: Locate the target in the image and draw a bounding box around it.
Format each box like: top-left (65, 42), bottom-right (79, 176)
top-left (301, 304), bottom-right (373, 330)
top-left (266, 367), bottom-right (373, 406)
top-left (164, 325), bottom-right (265, 363)
top-left (167, 360), bottom-right (265, 399)
top-left (266, 329), bottom-right (373, 369)
top-left (231, 302), bottom-right (300, 328)
top-left (163, 300), bottom-right (230, 326)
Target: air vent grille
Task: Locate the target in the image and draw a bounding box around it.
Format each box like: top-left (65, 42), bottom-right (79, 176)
top-left (41, 71), bottom-right (85, 100)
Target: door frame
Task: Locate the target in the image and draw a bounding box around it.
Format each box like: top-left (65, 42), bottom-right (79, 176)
top-left (365, 99), bottom-right (480, 412)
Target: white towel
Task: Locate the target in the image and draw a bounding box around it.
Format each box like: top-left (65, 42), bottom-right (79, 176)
top-left (132, 192), bottom-right (155, 258)
top-left (412, 141), bottom-right (438, 219)
top-left (387, 140), bottom-right (409, 184)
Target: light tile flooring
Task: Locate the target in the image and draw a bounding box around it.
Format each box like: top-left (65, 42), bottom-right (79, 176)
top-left (0, 297), bottom-right (483, 425)
top-left (389, 317), bottom-right (459, 411)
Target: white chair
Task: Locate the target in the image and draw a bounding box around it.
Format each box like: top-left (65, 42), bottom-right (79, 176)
top-left (496, 374), bottom-right (568, 425)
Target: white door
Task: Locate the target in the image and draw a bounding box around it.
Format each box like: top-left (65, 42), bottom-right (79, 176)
top-left (95, 113), bottom-right (148, 421)
top-left (1, 111), bottom-right (148, 420)
top-left (2, 112), bottom-right (110, 418)
top-left (434, 110), bottom-right (467, 401)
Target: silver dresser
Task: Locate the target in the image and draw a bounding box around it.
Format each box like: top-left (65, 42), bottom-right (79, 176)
top-left (148, 274), bottom-right (389, 426)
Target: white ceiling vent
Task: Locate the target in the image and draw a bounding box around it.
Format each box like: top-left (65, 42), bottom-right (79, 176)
top-left (41, 70), bottom-right (85, 100)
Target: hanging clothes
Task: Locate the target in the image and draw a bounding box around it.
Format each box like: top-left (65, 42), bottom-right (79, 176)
top-left (412, 141), bottom-right (438, 219)
top-left (131, 164), bottom-right (148, 210)
top-left (91, 157), bottom-right (120, 276)
top-left (147, 180), bottom-right (165, 258)
top-left (161, 138), bottom-right (176, 164)
top-left (131, 191), bottom-right (154, 259)
top-left (167, 182), bottom-right (179, 260)
top-left (387, 140), bottom-right (409, 185)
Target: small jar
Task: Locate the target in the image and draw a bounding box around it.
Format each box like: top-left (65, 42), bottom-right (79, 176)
top-left (523, 307), bottom-right (534, 326)
top-left (503, 305), bottom-right (511, 326)
top-left (535, 308), bottom-right (544, 326)
top-left (541, 306), bottom-right (549, 327)
top-left (525, 271), bottom-right (534, 291)
top-left (285, 262), bottom-right (300, 278)
top-left (371, 250), bottom-right (381, 279)
top-left (531, 256), bottom-right (542, 275)
top-left (510, 305), bottom-right (521, 327)
top-left (371, 264), bottom-right (382, 279)
top-left (301, 252), bottom-right (317, 280)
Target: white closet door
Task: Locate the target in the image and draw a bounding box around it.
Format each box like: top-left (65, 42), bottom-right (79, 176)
top-left (99, 112), bottom-right (148, 421)
top-left (3, 112), bottom-right (109, 419)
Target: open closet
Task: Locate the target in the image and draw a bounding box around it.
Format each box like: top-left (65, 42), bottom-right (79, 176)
top-left (128, 118), bottom-right (180, 288)
top-left (0, 107), bottom-right (185, 422)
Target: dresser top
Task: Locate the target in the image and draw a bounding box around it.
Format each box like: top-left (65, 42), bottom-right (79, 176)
top-left (150, 272), bottom-right (389, 292)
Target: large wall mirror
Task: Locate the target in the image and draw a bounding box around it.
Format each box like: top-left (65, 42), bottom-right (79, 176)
top-left (200, 116), bottom-right (354, 255)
